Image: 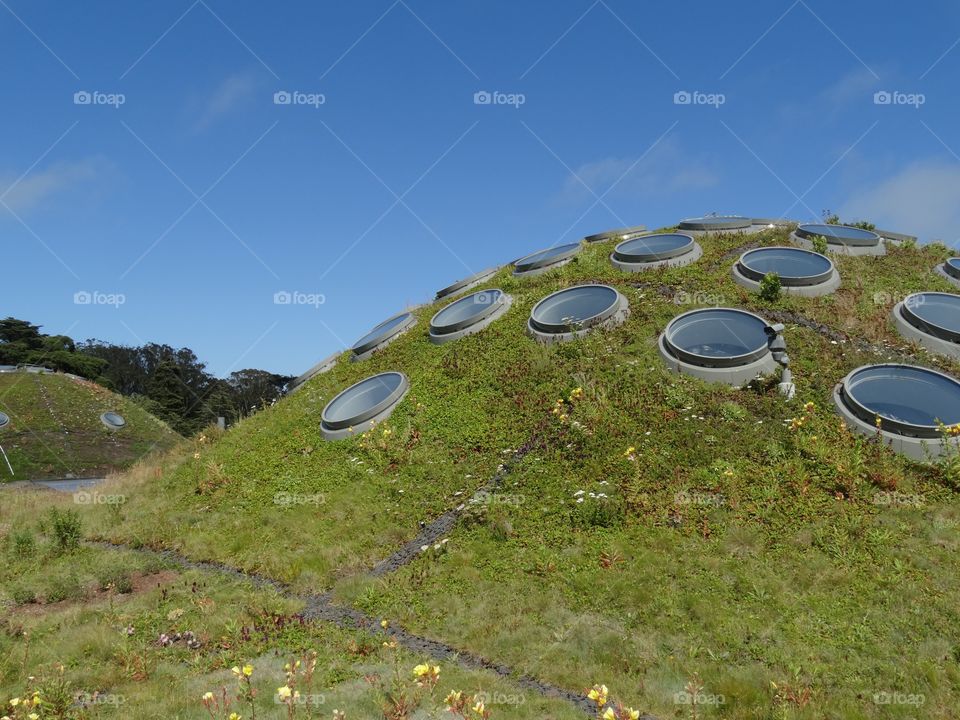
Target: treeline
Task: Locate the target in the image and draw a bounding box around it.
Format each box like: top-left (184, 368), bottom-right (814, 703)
top-left (0, 317), bottom-right (292, 436)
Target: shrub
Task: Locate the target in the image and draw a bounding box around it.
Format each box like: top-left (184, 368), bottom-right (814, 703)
top-left (44, 572), bottom-right (85, 603)
top-left (97, 566), bottom-right (134, 593)
top-left (11, 584), bottom-right (37, 605)
top-left (47, 508), bottom-right (82, 553)
top-left (10, 528), bottom-right (35, 558)
top-left (811, 235), bottom-right (829, 254)
top-left (759, 272), bottom-right (782, 302)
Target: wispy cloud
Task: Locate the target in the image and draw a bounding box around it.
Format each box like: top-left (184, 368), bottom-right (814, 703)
top-left (0, 160), bottom-right (100, 214)
top-left (557, 138), bottom-right (718, 205)
top-left (840, 159), bottom-right (960, 246)
top-left (194, 72), bottom-right (259, 131)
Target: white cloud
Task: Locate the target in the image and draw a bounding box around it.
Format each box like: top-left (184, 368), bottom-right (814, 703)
top-left (0, 160), bottom-right (99, 214)
top-left (840, 160), bottom-right (960, 246)
top-left (557, 139), bottom-right (718, 205)
top-left (194, 72), bottom-right (258, 131)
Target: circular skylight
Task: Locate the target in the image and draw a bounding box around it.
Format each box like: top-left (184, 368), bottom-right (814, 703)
top-left (794, 223), bottom-right (881, 247)
top-left (513, 242), bottom-right (580, 276)
top-left (528, 284), bottom-right (627, 340)
top-left (893, 293), bottom-right (960, 361)
top-left (678, 216), bottom-right (753, 231)
top-left (584, 225), bottom-right (647, 243)
top-left (351, 312), bottom-right (416, 359)
top-left (836, 364), bottom-right (960, 438)
top-left (435, 267), bottom-right (498, 300)
top-left (613, 232), bottom-right (695, 263)
top-left (945, 258), bottom-right (960, 280)
top-left (737, 246), bottom-right (836, 286)
top-left (429, 289), bottom-right (511, 344)
top-left (0, 411), bottom-right (9, 428)
top-left (663, 308), bottom-right (771, 368)
top-left (100, 412), bottom-right (126, 429)
top-left (321, 371), bottom-right (409, 440)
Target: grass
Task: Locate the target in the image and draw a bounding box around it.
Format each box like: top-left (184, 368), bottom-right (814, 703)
top-left (3, 226), bottom-right (960, 717)
top-left (0, 373), bottom-right (180, 481)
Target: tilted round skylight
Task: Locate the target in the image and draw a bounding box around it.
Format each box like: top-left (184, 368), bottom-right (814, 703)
top-left (678, 216), bottom-right (753, 231)
top-left (794, 223), bottom-right (881, 247)
top-left (351, 312), bottom-right (416, 360)
top-left (527, 284), bottom-right (628, 342)
top-left (100, 412), bottom-right (126, 429)
top-left (0, 411), bottom-right (9, 428)
top-left (611, 232), bottom-right (702, 271)
top-left (429, 289), bottom-right (512, 344)
top-left (663, 308), bottom-right (770, 368)
top-left (435, 267), bottom-right (498, 300)
top-left (892, 292), bottom-right (960, 360)
top-left (945, 259), bottom-right (960, 281)
top-left (834, 365), bottom-right (960, 459)
top-left (321, 371), bottom-right (409, 440)
top-left (583, 225), bottom-right (647, 243)
top-left (513, 242), bottom-right (581, 276)
top-left (733, 246), bottom-right (839, 296)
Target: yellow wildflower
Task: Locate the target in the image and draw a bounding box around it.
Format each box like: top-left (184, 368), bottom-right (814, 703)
top-left (277, 686), bottom-right (292, 700)
top-left (202, 692), bottom-right (214, 702)
top-left (603, 709), bottom-right (616, 720)
top-left (242, 664), bottom-right (253, 677)
top-left (587, 684), bottom-right (609, 707)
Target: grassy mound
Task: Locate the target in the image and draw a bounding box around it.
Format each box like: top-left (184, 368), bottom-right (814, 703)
top-left (3, 225), bottom-right (960, 718)
top-left (0, 372), bottom-right (180, 481)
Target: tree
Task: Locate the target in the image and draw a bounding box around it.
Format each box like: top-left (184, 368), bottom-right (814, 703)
top-left (148, 360), bottom-right (188, 431)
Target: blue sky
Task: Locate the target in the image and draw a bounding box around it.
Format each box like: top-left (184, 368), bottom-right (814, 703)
top-left (3, 0), bottom-right (960, 377)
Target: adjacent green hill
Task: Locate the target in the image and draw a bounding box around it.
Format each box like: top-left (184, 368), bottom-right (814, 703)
top-left (2, 225), bottom-right (959, 718)
top-left (0, 371), bottom-right (181, 480)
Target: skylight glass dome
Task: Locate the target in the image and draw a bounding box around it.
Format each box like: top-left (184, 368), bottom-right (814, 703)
top-left (834, 364), bottom-right (960, 460)
top-left (892, 292), bottom-right (960, 360)
top-left (732, 246), bottom-right (840, 296)
top-left (321, 371), bottom-right (409, 440)
top-left (429, 289), bottom-right (512, 344)
top-left (351, 312), bottom-right (417, 361)
top-left (527, 284), bottom-right (628, 343)
top-left (583, 225), bottom-right (647, 243)
top-left (678, 216), bottom-right (760, 235)
top-left (658, 308), bottom-right (780, 385)
top-left (936, 258), bottom-right (960, 288)
top-left (792, 223), bottom-right (885, 256)
top-left (513, 242), bottom-right (581, 277)
top-left (0, 411), bottom-right (9, 428)
top-left (100, 412), bottom-right (126, 429)
top-left (611, 232), bottom-right (702, 271)
top-left (435, 267), bottom-right (499, 300)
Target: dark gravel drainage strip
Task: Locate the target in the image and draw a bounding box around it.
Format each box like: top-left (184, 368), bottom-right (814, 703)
top-left (88, 425), bottom-right (658, 719)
